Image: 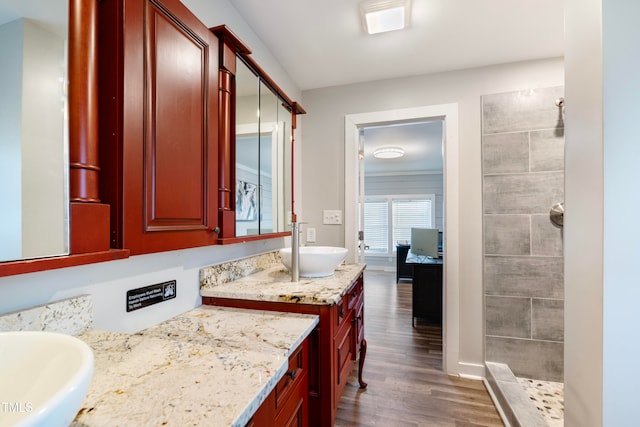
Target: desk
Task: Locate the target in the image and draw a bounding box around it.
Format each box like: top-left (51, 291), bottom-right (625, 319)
top-left (406, 251), bottom-right (443, 327)
top-left (395, 244), bottom-right (413, 282)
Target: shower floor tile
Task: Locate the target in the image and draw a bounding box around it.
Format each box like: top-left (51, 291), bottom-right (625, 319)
top-left (517, 377), bottom-right (564, 427)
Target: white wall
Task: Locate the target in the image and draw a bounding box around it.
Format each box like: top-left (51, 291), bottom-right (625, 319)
top-left (601, 0), bottom-right (640, 420)
top-left (564, 0), bottom-right (603, 424)
top-left (0, 240), bottom-right (285, 334)
top-left (565, 0), bottom-right (640, 425)
top-left (301, 57), bottom-right (564, 370)
top-left (0, 0), bottom-right (299, 334)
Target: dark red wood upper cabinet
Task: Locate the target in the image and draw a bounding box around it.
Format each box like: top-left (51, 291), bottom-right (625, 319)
top-left (99, 0), bottom-right (219, 255)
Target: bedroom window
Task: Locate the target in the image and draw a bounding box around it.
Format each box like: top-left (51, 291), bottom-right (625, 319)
top-left (362, 194), bottom-right (436, 256)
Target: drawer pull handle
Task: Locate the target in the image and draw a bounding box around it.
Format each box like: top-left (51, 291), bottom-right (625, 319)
top-left (286, 369), bottom-right (297, 380)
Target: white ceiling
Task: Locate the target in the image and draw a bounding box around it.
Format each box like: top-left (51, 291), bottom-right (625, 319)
top-left (228, 0), bottom-right (564, 91)
top-left (0, 0), bottom-right (66, 36)
top-left (1, 0), bottom-right (564, 177)
top-left (228, 0), bottom-right (564, 175)
top-left (363, 120), bottom-right (443, 175)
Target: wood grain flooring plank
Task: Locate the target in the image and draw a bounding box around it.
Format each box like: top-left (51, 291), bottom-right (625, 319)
top-left (335, 270), bottom-right (504, 427)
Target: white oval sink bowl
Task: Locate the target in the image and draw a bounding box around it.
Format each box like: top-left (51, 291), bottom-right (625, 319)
top-left (280, 246), bottom-right (348, 278)
top-left (0, 331), bottom-right (94, 427)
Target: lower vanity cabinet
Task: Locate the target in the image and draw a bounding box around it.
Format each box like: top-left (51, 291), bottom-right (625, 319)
top-left (349, 277), bottom-right (367, 389)
top-left (334, 307), bottom-right (354, 407)
top-left (204, 273), bottom-right (366, 427)
top-left (247, 337), bottom-right (309, 427)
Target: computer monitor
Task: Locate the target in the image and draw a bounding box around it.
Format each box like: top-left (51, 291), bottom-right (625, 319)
top-left (410, 228), bottom-right (439, 258)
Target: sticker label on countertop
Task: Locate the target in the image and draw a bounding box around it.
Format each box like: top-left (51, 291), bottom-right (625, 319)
top-left (126, 280), bottom-right (176, 312)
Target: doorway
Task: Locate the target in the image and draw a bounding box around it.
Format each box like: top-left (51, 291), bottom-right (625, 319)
top-left (358, 120), bottom-right (443, 271)
top-left (344, 104), bottom-right (467, 376)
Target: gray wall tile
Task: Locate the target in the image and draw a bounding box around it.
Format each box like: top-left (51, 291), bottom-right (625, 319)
top-left (531, 214), bottom-right (563, 257)
top-left (482, 86), bottom-right (564, 134)
top-left (484, 215), bottom-right (531, 255)
top-left (482, 86), bottom-right (565, 380)
top-left (531, 128), bottom-right (565, 172)
top-left (482, 132), bottom-right (529, 174)
top-left (532, 299), bottom-right (564, 341)
top-left (483, 172), bottom-right (564, 215)
top-left (484, 256), bottom-right (564, 299)
top-left (486, 336), bottom-right (564, 381)
top-left (486, 296), bottom-right (531, 338)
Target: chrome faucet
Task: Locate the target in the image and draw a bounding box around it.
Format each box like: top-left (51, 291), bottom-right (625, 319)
top-left (290, 214), bottom-right (307, 282)
top-left (291, 218), bottom-right (300, 282)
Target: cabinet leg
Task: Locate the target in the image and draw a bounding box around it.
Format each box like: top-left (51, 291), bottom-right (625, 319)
top-left (358, 338), bottom-right (368, 389)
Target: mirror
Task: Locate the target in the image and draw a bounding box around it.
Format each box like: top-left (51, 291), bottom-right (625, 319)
top-left (0, 0), bottom-right (69, 262)
top-left (235, 58), bottom-right (292, 237)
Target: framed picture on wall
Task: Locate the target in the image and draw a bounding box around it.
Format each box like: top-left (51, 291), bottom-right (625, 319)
top-left (236, 180), bottom-right (257, 221)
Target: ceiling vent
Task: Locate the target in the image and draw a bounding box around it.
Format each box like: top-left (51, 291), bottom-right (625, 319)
top-left (360, 0), bottom-right (411, 35)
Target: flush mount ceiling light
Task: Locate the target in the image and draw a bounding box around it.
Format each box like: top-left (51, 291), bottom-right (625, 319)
top-left (360, 0), bottom-right (411, 35)
top-left (373, 146), bottom-right (405, 159)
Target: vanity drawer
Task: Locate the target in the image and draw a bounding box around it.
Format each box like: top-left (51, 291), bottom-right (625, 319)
top-left (247, 337), bottom-right (309, 427)
top-left (347, 274), bottom-right (364, 310)
top-left (334, 296), bottom-right (348, 328)
top-left (275, 341), bottom-right (307, 409)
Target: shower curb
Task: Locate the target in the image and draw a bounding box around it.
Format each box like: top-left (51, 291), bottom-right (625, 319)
top-left (485, 362), bottom-right (548, 427)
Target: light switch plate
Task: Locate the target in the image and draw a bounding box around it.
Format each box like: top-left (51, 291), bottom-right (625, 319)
top-left (306, 227), bottom-right (316, 243)
top-left (323, 210), bottom-right (342, 225)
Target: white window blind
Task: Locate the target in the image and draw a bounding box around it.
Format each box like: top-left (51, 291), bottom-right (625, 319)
top-left (392, 199), bottom-right (432, 245)
top-left (363, 195), bottom-right (436, 256)
top-left (363, 201), bottom-right (388, 253)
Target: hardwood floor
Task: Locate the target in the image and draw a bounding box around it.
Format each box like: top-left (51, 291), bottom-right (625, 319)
top-left (335, 270), bottom-right (504, 427)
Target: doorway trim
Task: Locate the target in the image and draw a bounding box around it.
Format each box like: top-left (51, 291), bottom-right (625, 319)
top-left (344, 104), bottom-right (461, 376)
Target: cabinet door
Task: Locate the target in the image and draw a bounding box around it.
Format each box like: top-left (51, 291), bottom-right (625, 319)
top-left (99, 0), bottom-right (219, 254)
top-left (412, 263), bottom-right (443, 324)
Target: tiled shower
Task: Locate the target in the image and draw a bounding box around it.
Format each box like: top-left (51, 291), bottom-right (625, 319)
top-left (481, 86), bottom-right (565, 425)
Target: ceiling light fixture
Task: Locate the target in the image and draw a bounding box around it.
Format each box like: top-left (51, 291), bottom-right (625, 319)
top-left (373, 146), bottom-right (405, 159)
top-left (360, 0), bottom-right (411, 35)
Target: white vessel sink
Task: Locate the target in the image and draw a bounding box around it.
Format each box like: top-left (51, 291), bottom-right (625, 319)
top-left (280, 246), bottom-right (348, 278)
top-left (0, 331), bottom-right (94, 427)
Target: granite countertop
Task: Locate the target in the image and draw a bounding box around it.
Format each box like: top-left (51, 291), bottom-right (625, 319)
top-left (200, 263), bottom-right (366, 305)
top-left (72, 306), bottom-right (319, 427)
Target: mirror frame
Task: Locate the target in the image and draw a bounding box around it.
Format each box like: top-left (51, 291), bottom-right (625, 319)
top-left (0, 0), bottom-right (128, 277)
top-left (211, 25), bottom-right (305, 245)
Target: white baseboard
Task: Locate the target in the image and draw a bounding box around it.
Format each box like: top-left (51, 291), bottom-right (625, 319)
top-left (456, 361), bottom-right (486, 380)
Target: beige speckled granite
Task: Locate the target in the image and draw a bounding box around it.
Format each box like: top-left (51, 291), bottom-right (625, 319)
top-left (200, 263), bottom-right (366, 305)
top-left (0, 295), bottom-right (92, 335)
top-left (72, 306), bottom-right (318, 427)
top-left (200, 251), bottom-right (282, 288)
